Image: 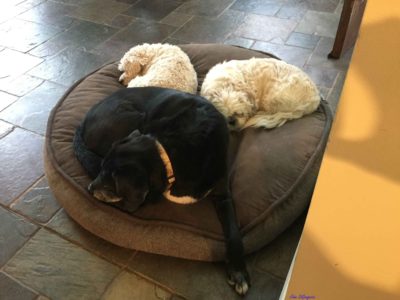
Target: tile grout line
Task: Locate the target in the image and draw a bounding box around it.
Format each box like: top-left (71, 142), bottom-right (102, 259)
top-left (0, 217), bottom-right (134, 274)
top-left (40, 224), bottom-right (130, 268)
top-left (0, 270), bottom-right (42, 298)
top-left (97, 267), bottom-right (126, 299)
top-left (0, 77), bottom-right (46, 100)
top-left (0, 117), bottom-right (46, 137)
top-left (162, 14), bottom-right (195, 42)
top-left (4, 175), bottom-right (45, 208)
top-left (0, 123), bottom-right (16, 139)
top-left (122, 251), bottom-right (187, 298)
top-left (252, 265), bottom-right (288, 282)
top-left (0, 210), bottom-right (41, 272)
top-left (0, 204), bottom-right (180, 299)
top-left (127, 268), bottom-right (187, 299)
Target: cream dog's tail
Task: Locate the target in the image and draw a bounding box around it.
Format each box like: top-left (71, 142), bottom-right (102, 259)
top-left (244, 99), bottom-right (321, 129)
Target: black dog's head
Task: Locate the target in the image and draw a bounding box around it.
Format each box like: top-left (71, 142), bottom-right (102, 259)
top-left (88, 130), bottom-right (166, 212)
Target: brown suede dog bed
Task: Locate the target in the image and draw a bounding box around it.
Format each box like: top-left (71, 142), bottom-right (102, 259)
top-left (45, 44), bottom-right (332, 261)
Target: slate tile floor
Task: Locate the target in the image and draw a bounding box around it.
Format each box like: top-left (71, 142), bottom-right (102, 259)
top-left (0, 0), bottom-right (353, 299)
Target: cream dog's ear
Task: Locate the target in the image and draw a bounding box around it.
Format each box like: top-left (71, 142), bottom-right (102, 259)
top-left (135, 52), bottom-right (150, 68)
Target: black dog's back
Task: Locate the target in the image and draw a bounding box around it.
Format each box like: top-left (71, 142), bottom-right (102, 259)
top-left (73, 125), bottom-right (102, 179)
top-left (74, 87), bottom-right (229, 197)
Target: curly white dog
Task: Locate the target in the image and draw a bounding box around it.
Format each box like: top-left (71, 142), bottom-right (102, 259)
top-left (118, 43), bottom-right (198, 94)
top-left (200, 58), bottom-right (321, 130)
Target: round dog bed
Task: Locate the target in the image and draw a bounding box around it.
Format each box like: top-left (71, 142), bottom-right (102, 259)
top-left (45, 44), bottom-right (332, 261)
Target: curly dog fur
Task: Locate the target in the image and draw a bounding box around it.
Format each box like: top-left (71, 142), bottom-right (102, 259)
top-left (118, 43), bottom-right (198, 94)
top-left (200, 58), bottom-right (321, 130)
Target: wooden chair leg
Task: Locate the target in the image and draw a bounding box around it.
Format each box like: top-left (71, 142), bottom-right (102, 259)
top-left (329, 0), bottom-right (367, 59)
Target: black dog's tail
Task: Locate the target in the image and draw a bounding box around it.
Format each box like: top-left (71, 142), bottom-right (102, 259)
top-left (73, 125), bottom-right (102, 179)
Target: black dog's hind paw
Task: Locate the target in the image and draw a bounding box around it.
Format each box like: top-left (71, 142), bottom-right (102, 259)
top-left (227, 269), bottom-right (250, 296)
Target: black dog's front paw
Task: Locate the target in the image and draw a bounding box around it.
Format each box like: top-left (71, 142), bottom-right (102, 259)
top-left (227, 267), bottom-right (250, 296)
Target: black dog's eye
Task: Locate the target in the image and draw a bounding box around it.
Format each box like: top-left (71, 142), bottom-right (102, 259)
top-left (119, 138), bottom-right (130, 145)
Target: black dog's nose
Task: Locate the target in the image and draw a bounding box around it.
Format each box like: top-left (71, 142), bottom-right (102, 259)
top-left (227, 116), bottom-right (236, 126)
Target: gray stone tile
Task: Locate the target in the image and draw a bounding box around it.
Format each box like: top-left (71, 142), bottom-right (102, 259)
top-left (47, 209), bottom-right (134, 266)
top-left (10, 177), bottom-right (61, 224)
top-left (269, 36), bottom-right (286, 45)
top-left (0, 272), bottom-right (37, 300)
top-left (286, 32), bottom-right (320, 49)
top-left (0, 120), bottom-right (14, 138)
top-left (102, 270), bottom-right (174, 300)
top-left (335, 0), bottom-right (344, 15)
top-left (0, 81), bottom-right (67, 135)
top-left (0, 49), bottom-right (43, 85)
top-left (162, 37), bottom-right (190, 46)
top-left (0, 0), bottom-right (41, 23)
top-left (235, 14), bottom-right (297, 42)
top-left (176, 0), bottom-right (234, 17)
top-left (105, 19), bottom-right (177, 46)
top-left (66, 0), bottom-right (131, 25)
top-left (0, 19), bottom-right (62, 52)
top-left (252, 41), bottom-right (313, 67)
top-left (306, 37), bottom-right (354, 71)
top-left (4, 229), bottom-right (120, 300)
top-left (51, 0), bottom-right (94, 4)
top-left (123, 0), bottom-right (184, 21)
top-left (302, 65), bottom-right (339, 88)
top-left (2, 0), bottom-right (25, 5)
top-left (0, 92), bottom-right (18, 112)
top-left (128, 251), bottom-right (285, 299)
top-left (318, 86), bottom-right (331, 100)
top-left (91, 38), bottom-right (135, 63)
top-left (231, 0), bottom-right (282, 16)
top-left (18, 0), bottom-right (77, 29)
top-left (16, 0), bottom-right (46, 8)
top-left (160, 12), bottom-right (192, 27)
top-left (0, 128), bottom-right (44, 205)
top-left (0, 206), bottom-right (38, 267)
top-left (253, 215), bottom-right (306, 279)
top-left (172, 10), bottom-right (246, 43)
top-left (110, 14), bottom-right (136, 28)
top-left (116, 0), bottom-right (140, 3)
top-left (28, 48), bottom-right (106, 86)
top-left (295, 10), bottom-right (340, 38)
top-left (92, 20), bottom-right (177, 62)
top-left (275, 5), bottom-right (307, 21)
top-left (29, 20), bottom-right (118, 58)
top-left (244, 270), bottom-right (284, 300)
top-left (285, 0), bottom-right (340, 13)
top-left (327, 71), bottom-right (347, 114)
top-left (128, 252), bottom-right (240, 300)
top-left (0, 75), bottom-right (43, 97)
top-left (224, 36), bottom-right (255, 49)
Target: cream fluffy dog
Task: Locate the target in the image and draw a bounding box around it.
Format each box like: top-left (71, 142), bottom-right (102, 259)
top-left (118, 43), bottom-right (198, 94)
top-left (200, 58), bottom-right (321, 130)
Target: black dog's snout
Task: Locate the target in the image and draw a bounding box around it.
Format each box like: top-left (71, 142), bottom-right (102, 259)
top-left (227, 116), bottom-right (236, 126)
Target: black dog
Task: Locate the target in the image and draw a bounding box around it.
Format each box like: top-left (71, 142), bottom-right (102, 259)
top-left (73, 87), bottom-right (250, 295)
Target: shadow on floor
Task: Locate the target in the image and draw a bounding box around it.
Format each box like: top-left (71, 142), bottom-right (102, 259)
top-left (327, 17), bottom-right (400, 183)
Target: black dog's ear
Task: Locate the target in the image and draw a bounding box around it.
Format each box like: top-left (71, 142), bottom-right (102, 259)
top-left (128, 129), bottom-right (141, 139)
